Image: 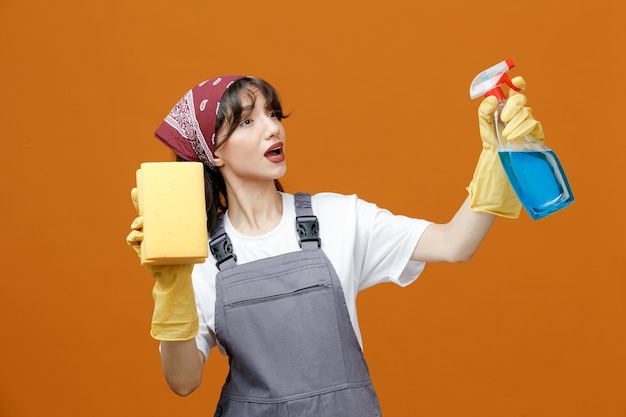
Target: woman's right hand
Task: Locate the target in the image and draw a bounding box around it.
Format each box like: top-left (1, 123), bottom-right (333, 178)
top-left (125, 187), bottom-right (199, 342)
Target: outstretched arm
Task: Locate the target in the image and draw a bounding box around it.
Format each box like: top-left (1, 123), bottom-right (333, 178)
top-left (412, 196), bottom-right (495, 263)
top-left (412, 76), bottom-right (541, 263)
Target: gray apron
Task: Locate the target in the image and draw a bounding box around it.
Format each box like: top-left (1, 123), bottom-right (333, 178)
top-left (209, 193), bottom-right (382, 417)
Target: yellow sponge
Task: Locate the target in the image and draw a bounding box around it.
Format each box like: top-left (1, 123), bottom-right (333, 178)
top-left (136, 162), bottom-right (208, 265)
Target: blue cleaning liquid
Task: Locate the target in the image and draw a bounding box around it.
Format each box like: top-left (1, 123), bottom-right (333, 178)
top-left (498, 149), bottom-right (574, 220)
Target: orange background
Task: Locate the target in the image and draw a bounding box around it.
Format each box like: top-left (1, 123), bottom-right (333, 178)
top-left (1, 0), bottom-right (624, 416)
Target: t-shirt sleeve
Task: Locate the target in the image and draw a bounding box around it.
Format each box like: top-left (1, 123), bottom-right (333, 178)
top-left (353, 196), bottom-right (432, 290)
top-left (191, 260), bottom-right (218, 362)
top-left (314, 193), bottom-right (432, 291)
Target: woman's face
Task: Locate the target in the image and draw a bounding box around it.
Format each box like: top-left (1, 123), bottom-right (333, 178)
top-left (213, 88), bottom-right (286, 186)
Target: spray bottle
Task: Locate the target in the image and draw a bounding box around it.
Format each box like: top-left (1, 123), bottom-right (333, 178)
top-left (469, 59), bottom-right (574, 220)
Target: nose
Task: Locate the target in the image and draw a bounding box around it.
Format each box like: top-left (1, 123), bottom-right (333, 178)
top-left (263, 115), bottom-right (281, 139)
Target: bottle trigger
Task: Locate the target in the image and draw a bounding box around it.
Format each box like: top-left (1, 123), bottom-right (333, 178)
top-left (501, 73), bottom-right (521, 94)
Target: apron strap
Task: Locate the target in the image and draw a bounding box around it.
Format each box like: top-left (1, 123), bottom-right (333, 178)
top-left (294, 192), bottom-right (321, 251)
top-left (209, 214), bottom-right (238, 271)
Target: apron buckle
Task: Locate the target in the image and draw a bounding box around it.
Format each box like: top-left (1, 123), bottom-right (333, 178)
top-left (210, 233), bottom-right (238, 269)
top-left (296, 215), bottom-right (321, 248)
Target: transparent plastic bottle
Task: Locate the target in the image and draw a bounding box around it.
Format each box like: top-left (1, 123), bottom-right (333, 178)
top-left (493, 103), bottom-right (574, 219)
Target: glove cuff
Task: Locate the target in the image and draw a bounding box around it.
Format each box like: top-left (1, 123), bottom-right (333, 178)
top-left (150, 266), bottom-right (199, 341)
top-left (151, 319), bottom-right (199, 341)
top-left (467, 149), bottom-right (522, 219)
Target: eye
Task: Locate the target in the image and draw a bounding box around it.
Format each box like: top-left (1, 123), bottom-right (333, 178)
top-left (239, 119), bottom-right (252, 127)
top-left (268, 110), bottom-right (282, 120)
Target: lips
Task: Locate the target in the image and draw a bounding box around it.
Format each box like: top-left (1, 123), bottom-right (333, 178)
top-left (264, 142), bottom-right (285, 163)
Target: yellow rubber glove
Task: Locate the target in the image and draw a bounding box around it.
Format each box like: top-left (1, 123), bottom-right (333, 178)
top-left (467, 76), bottom-right (542, 218)
top-left (126, 188), bottom-right (199, 341)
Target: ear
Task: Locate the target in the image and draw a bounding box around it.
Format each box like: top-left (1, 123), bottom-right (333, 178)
top-left (213, 150), bottom-right (225, 168)
top-left (212, 133), bottom-right (226, 168)
top-left (212, 129), bottom-right (228, 168)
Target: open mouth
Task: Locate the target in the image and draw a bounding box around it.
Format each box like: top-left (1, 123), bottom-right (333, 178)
top-left (264, 142), bottom-right (284, 158)
top-left (266, 147), bottom-right (282, 156)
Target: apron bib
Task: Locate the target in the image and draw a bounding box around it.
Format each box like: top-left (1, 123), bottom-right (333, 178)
top-left (210, 193), bottom-right (382, 417)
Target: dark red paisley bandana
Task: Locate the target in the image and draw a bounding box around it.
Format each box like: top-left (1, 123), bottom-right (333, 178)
top-left (154, 75), bottom-right (245, 169)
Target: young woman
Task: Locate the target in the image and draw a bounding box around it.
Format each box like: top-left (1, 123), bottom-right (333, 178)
top-left (127, 74), bottom-right (541, 416)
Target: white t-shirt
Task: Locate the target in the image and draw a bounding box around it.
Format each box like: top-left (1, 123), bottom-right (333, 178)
top-left (192, 192), bottom-right (432, 361)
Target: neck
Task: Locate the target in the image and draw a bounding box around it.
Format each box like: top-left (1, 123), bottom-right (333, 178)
top-left (225, 181), bottom-right (283, 236)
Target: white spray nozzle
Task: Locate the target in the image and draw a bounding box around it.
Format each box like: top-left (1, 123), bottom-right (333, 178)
top-left (469, 58), bottom-right (517, 100)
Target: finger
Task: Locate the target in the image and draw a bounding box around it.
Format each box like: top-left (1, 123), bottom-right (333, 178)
top-left (131, 188), bottom-right (140, 214)
top-left (500, 94), bottom-right (527, 122)
top-left (510, 76), bottom-right (527, 94)
top-left (126, 229), bottom-right (144, 245)
top-left (131, 216), bottom-right (144, 231)
top-left (504, 119), bottom-right (540, 141)
top-left (478, 96), bottom-right (499, 123)
top-left (502, 107), bottom-right (532, 137)
top-left (126, 230), bottom-right (144, 257)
